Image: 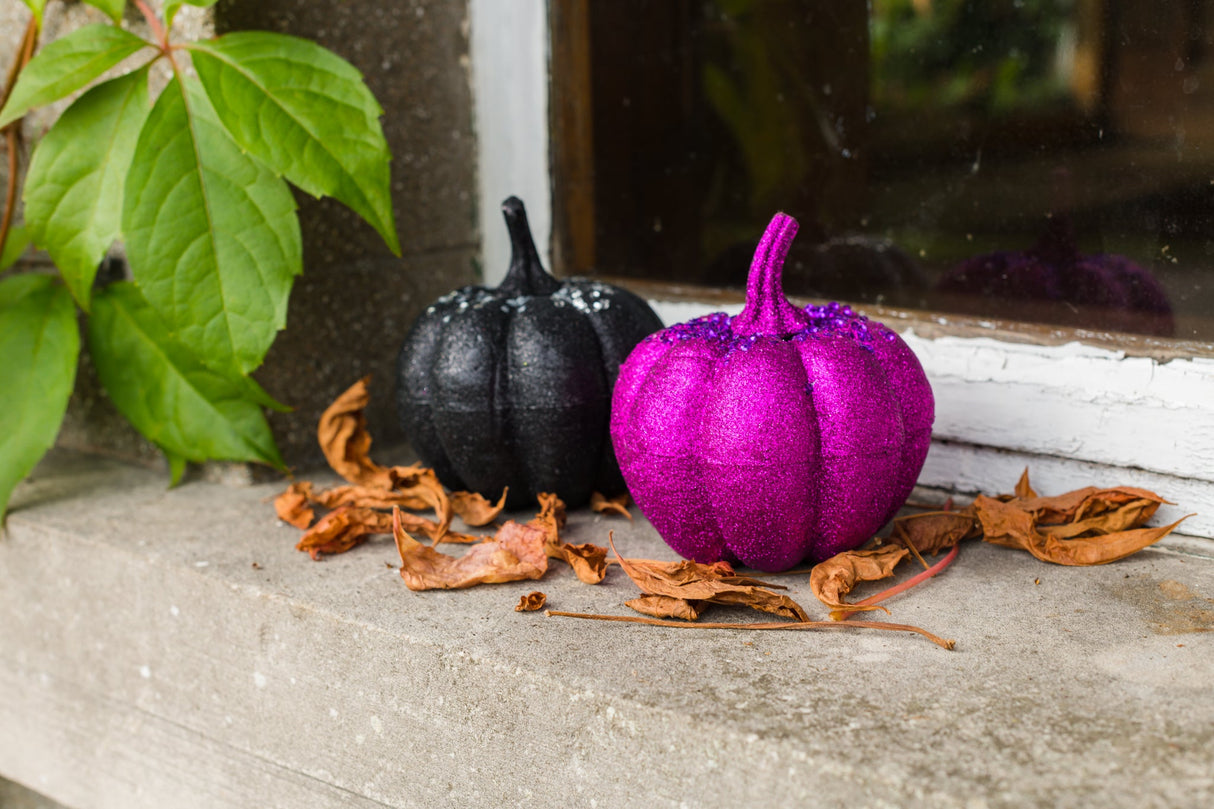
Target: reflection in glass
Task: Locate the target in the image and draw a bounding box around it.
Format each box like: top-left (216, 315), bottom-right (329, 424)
top-left (552, 0), bottom-right (1214, 340)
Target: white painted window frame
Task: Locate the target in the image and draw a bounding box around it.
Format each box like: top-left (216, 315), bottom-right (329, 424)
top-left (469, 3), bottom-right (1213, 540)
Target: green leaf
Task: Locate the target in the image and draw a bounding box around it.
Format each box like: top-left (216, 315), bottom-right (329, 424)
top-left (0, 275), bottom-right (80, 521)
top-left (165, 0), bottom-right (219, 31)
top-left (0, 24), bottom-right (151, 129)
top-left (123, 75), bottom-right (302, 379)
top-left (188, 32), bottom-right (400, 254)
top-left (24, 68), bottom-right (151, 311)
top-left (83, 0), bottom-right (126, 23)
top-left (21, 0), bottom-right (46, 30)
top-left (88, 282), bottom-right (286, 472)
top-left (167, 451), bottom-right (187, 487)
top-left (0, 225), bottom-right (31, 271)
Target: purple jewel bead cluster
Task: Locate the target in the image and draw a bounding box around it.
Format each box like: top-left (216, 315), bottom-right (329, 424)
top-left (610, 213), bottom-right (935, 572)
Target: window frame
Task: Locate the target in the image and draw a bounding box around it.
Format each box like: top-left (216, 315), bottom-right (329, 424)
top-left (470, 0), bottom-right (1214, 540)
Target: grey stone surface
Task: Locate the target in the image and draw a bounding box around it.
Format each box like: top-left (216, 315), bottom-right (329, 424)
top-left (3, 451), bottom-right (1214, 809)
top-left (0, 778), bottom-right (69, 809)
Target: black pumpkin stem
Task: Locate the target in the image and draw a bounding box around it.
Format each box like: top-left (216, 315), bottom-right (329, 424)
top-left (497, 196), bottom-right (561, 297)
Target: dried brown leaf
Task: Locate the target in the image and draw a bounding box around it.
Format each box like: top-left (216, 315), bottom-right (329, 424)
top-left (317, 378), bottom-right (395, 489)
top-left (809, 546), bottom-right (909, 615)
top-left (437, 530), bottom-right (486, 544)
top-left (536, 492), bottom-right (567, 529)
top-left (515, 591), bottom-right (547, 612)
top-left (974, 494), bottom-right (1190, 565)
top-left (296, 506), bottom-right (394, 560)
top-left (609, 535), bottom-right (809, 622)
top-left (275, 481), bottom-right (316, 529)
top-left (524, 492), bottom-right (606, 583)
top-left (393, 509), bottom-right (548, 590)
top-left (625, 595), bottom-right (707, 621)
top-left (547, 541), bottom-right (610, 584)
top-left (590, 491), bottom-right (632, 520)
top-left (451, 488), bottom-right (509, 527)
top-left (1039, 497), bottom-right (1161, 539)
top-left (889, 508), bottom-right (981, 555)
top-left (306, 482), bottom-right (438, 514)
top-left (1014, 468), bottom-right (1037, 498)
top-left (1011, 483), bottom-right (1167, 526)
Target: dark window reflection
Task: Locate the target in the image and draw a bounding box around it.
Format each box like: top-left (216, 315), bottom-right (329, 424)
top-left (551, 0), bottom-right (1214, 340)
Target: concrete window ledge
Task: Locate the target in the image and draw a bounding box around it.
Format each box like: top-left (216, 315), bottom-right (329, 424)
top-left (3, 452), bottom-right (1214, 809)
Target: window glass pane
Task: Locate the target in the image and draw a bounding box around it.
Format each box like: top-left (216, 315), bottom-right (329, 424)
top-left (552, 0), bottom-right (1214, 340)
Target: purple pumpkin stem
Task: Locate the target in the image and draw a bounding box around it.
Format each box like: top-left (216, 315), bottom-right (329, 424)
top-left (732, 213), bottom-right (811, 336)
top-left (497, 196), bottom-right (561, 297)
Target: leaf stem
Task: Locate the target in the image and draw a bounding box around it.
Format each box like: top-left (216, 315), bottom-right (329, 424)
top-left (0, 16), bottom-right (39, 267)
top-left (833, 543), bottom-right (960, 621)
top-left (545, 610), bottom-right (955, 650)
top-left (134, 0), bottom-right (169, 53)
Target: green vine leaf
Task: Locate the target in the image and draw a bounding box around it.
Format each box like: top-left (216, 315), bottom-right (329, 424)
top-left (0, 24), bottom-right (151, 129)
top-left (188, 32), bottom-right (401, 254)
top-left (122, 75), bottom-right (302, 380)
top-left (20, 0), bottom-right (46, 30)
top-left (24, 68), bottom-right (151, 311)
top-left (166, 451), bottom-right (187, 487)
top-left (83, 0), bottom-right (126, 23)
top-left (165, 0), bottom-right (219, 31)
top-left (0, 225), bottom-right (31, 272)
top-left (0, 275), bottom-right (80, 521)
top-left (88, 282), bottom-right (286, 473)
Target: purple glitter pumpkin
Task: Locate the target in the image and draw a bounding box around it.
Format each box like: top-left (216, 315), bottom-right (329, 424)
top-left (610, 213), bottom-right (934, 572)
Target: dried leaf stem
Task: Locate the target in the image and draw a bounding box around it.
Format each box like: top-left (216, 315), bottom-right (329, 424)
top-left (833, 543), bottom-right (961, 621)
top-left (545, 610), bottom-right (955, 650)
top-left (0, 16), bottom-right (38, 264)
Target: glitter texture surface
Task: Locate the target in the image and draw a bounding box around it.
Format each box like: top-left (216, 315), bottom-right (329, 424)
top-left (610, 213), bottom-right (934, 572)
top-left (397, 198), bottom-right (664, 509)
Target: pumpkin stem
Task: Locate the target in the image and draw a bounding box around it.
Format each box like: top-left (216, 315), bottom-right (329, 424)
top-left (732, 213), bottom-right (810, 337)
top-left (497, 196), bottom-right (561, 297)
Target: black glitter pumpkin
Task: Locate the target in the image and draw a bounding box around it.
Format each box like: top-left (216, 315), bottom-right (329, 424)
top-left (396, 197), bottom-right (664, 509)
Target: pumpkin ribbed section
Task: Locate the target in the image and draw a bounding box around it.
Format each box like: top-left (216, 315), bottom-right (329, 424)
top-left (610, 213), bottom-right (933, 572)
top-left (396, 195), bottom-right (662, 509)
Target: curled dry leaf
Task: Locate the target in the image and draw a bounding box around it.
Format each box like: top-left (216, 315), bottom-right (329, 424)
top-left (317, 377), bottom-right (393, 489)
top-left (973, 494), bottom-right (1190, 566)
top-left (315, 378), bottom-right (453, 536)
top-left (610, 534), bottom-right (809, 622)
top-left (889, 509), bottom-right (980, 555)
top-left (548, 542), bottom-right (610, 584)
top-left (515, 591), bottom-right (547, 612)
top-left (536, 492), bottom-right (567, 529)
top-left (297, 506), bottom-right (394, 560)
top-left (809, 545), bottom-right (909, 617)
top-left (393, 508), bottom-right (548, 590)
top-left (833, 544), bottom-right (961, 622)
top-left (391, 464), bottom-right (453, 537)
top-left (625, 594), bottom-right (707, 621)
top-left (590, 491), bottom-right (631, 520)
top-left (1014, 468), bottom-right (1037, 499)
top-left (528, 491), bottom-right (608, 584)
top-left (275, 481), bottom-right (316, 529)
top-left (451, 488), bottom-right (509, 527)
